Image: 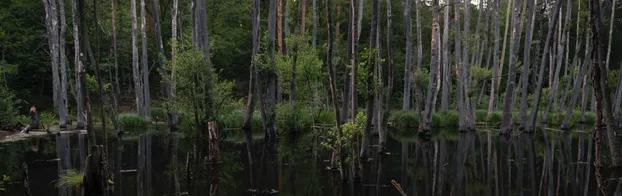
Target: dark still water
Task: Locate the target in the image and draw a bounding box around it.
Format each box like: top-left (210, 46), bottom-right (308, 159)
top-left (0, 126), bottom-right (608, 196)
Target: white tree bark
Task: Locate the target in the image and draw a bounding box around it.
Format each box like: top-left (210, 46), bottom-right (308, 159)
top-left (131, 0), bottom-right (143, 117)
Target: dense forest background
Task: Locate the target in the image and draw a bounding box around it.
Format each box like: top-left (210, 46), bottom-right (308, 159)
top-left (1, 0), bottom-right (622, 133)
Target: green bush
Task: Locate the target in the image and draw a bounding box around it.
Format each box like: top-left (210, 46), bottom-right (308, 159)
top-left (119, 113), bottom-right (150, 128)
top-left (486, 111), bottom-right (503, 124)
top-left (39, 111), bottom-right (58, 125)
top-left (436, 111), bottom-right (459, 127)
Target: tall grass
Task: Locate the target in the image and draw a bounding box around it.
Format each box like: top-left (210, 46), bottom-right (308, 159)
top-left (56, 170), bottom-right (84, 188)
top-left (119, 113), bottom-right (150, 128)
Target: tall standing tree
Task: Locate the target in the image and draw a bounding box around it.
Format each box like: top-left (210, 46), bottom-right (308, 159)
top-left (312, 0), bottom-right (317, 47)
top-left (403, 0), bottom-right (412, 111)
top-left (453, 0), bottom-right (467, 131)
top-left (41, 0), bottom-right (63, 127)
top-left (267, 0), bottom-right (278, 138)
top-left (301, 0), bottom-right (307, 38)
top-left (350, 0), bottom-right (359, 121)
top-left (384, 0), bottom-right (394, 132)
top-left (420, 0), bottom-right (441, 133)
top-left (111, 0), bottom-right (120, 133)
top-left (589, 0), bottom-right (622, 167)
top-left (73, 0), bottom-right (85, 129)
top-left (140, 0), bottom-right (151, 119)
top-left (58, 0), bottom-right (68, 128)
top-left (440, 0), bottom-right (450, 110)
top-left (131, 0), bottom-right (144, 118)
top-left (500, 0), bottom-right (524, 134)
top-left (414, 0), bottom-right (423, 119)
top-left (496, 0), bottom-right (512, 101)
top-left (518, 0), bottom-right (536, 128)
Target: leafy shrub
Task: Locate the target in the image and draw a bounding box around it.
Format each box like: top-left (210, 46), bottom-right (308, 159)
top-left (436, 111), bottom-right (459, 127)
top-left (39, 111), bottom-right (58, 125)
top-left (119, 113), bottom-right (150, 128)
top-left (486, 111), bottom-right (503, 124)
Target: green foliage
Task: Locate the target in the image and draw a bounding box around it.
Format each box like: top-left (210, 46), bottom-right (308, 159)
top-left (39, 111), bottom-right (58, 125)
top-left (389, 110), bottom-right (419, 129)
top-left (321, 112), bottom-right (365, 153)
top-left (0, 175), bottom-right (9, 192)
top-left (471, 66), bottom-right (493, 80)
top-left (486, 111), bottom-right (503, 124)
top-left (56, 170), bottom-right (84, 189)
top-left (0, 87), bottom-right (22, 125)
top-left (119, 113), bottom-right (150, 128)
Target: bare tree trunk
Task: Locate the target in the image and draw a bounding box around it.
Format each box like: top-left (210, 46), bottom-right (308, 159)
top-left (454, 0), bottom-right (467, 131)
top-left (384, 0), bottom-right (394, 131)
top-left (518, 0), bottom-right (536, 128)
top-left (488, 0), bottom-right (501, 118)
top-left (342, 1), bottom-right (352, 122)
top-left (500, 0), bottom-right (524, 134)
top-left (605, 0), bottom-right (616, 71)
top-left (463, 0), bottom-right (475, 129)
top-left (526, 0), bottom-right (563, 132)
top-left (415, 0), bottom-right (423, 120)
top-left (244, 0), bottom-right (261, 131)
top-left (42, 0), bottom-right (62, 126)
top-left (72, 0), bottom-right (84, 129)
top-left (403, 0), bottom-right (412, 111)
top-left (440, 2), bottom-right (450, 110)
top-left (131, 0), bottom-right (143, 117)
top-left (421, 0), bottom-right (440, 133)
top-left (590, 0), bottom-right (622, 167)
top-left (79, 0), bottom-right (94, 144)
top-left (268, 0), bottom-right (278, 138)
top-left (357, 0), bottom-right (364, 41)
top-left (278, 0), bottom-right (283, 55)
top-left (140, 0), bottom-right (151, 120)
top-left (496, 0), bottom-right (512, 104)
top-left (58, 0), bottom-right (68, 128)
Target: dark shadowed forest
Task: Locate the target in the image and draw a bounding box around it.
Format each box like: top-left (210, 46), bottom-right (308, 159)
top-left (2, 0), bottom-right (622, 195)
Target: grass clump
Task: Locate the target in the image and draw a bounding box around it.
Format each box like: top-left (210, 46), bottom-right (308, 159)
top-left (56, 170), bottom-right (84, 188)
top-left (389, 110), bottom-right (419, 129)
top-left (151, 107), bottom-right (168, 122)
top-left (119, 113), bottom-right (150, 128)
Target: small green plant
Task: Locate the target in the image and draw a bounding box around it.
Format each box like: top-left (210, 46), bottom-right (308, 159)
top-left (56, 170), bottom-right (84, 189)
top-left (322, 112), bottom-right (365, 154)
top-left (0, 175), bottom-right (10, 191)
top-left (119, 113), bottom-right (150, 128)
top-left (39, 111), bottom-right (58, 125)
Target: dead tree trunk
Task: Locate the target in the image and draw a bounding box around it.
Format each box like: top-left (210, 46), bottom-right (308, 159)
top-left (350, 0), bottom-right (359, 120)
top-left (362, 0), bottom-right (379, 161)
top-left (518, 0), bottom-right (536, 128)
top-left (58, 0), bottom-right (68, 128)
top-left (454, 0), bottom-right (467, 131)
top-left (42, 0), bottom-right (64, 127)
top-left (421, 0), bottom-right (441, 134)
top-left (384, 0), bottom-right (394, 130)
top-left (500, 0), bottom-right (524, 134)
top-left (131, 0), bottom-right (144, 117)
top-left (73, 0), bottom-right (84, 129)
top-left (440, 1), bottom-right (450, 111)
top-left (140, 0), bottom-right (151, 120)
top-left (526, 0), bottom-right (563, 132)
top-left (590, 0), bottom-right (622, 167)
top-left (496, 0), bottom-right (512, 103)
top-left (414, 0), bottom-right (423, 120)
top-left (403, 0), bottom-right (412, 111)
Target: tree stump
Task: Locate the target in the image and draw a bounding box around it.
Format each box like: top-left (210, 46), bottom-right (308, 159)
top-left (22, 162), bottom-right (31, 196)
top-left (83, 145), bottom-right (111, 196)
top-left (206, 121), bottom-right (219, 196)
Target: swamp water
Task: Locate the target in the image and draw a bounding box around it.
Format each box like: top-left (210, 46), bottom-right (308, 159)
top-left (0, 126), bottom-right (609, 195)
